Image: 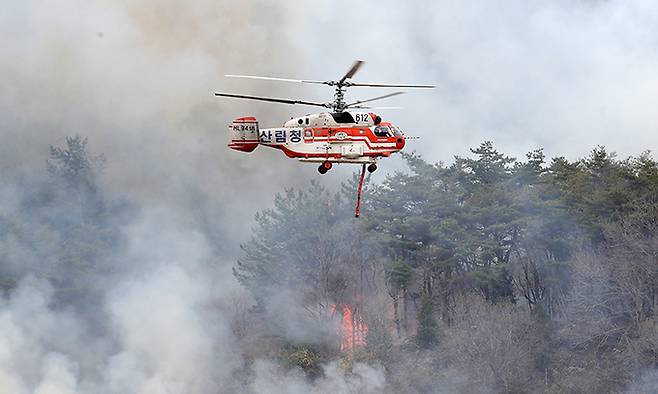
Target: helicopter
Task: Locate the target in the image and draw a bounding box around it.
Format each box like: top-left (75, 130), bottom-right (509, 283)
top-left (214, 60), bottom-right (434, 216)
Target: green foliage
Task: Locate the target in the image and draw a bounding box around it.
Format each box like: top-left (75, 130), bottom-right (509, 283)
top-left (385, 260), bottom-right (413, 291)
top-left (45, 136), bottom-right (115, 297)
top-left (468, 264), bottom-right (514, 303)
top-left (9, 130), bottom-right (658, 391)
top-left (288, 347), bottom-right (322, 377)
top-left (363, 315), bottom-right (394, 364)
top-left (0, 135), bottom-right (125, 309)
top-left (233, 181), bottom-right (344, 302)
top-left (48, 134), bottom-right (105, 188)
top-left (416, 295), bottom-right (438, 349)
top-left (236, 141), bottom-right (658, 391)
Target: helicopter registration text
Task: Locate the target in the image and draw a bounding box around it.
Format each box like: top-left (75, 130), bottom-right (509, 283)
top-left (259, 128), bottom-right (303, 144)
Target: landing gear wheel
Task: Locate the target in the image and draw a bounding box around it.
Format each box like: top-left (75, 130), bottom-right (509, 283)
top-left (322, 161), bottom-right (333, 170)
top-left (367, 163), bottom-right (377, 173)
top-left (318, 164), bottom-right (328, 174)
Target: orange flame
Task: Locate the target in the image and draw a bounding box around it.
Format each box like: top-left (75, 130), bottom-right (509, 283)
top-left (331, 304), bottom-right (368, 352)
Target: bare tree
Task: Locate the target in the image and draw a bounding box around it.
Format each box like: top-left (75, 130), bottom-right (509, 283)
top-left (443, 295), bottom-right (541, 392)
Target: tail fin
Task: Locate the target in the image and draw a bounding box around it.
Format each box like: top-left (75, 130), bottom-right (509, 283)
top-left (228, 117), bottom-right (259, 152)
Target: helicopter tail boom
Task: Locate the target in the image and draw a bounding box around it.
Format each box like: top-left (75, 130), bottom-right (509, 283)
top-left (228, 117), bottom-right (259, 153)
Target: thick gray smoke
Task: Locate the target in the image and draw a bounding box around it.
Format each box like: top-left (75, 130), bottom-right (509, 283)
top-left (2, 0), bottom-right (658, 393)
top-left (0, 204), bottom-right (239, 393)
top-left (293, 0), bottom-right (658, 161)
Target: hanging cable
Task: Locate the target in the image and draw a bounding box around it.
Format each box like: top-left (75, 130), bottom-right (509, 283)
top-left (355, 163), bottom-right (367, 218)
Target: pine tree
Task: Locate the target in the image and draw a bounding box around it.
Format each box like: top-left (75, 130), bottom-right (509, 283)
top-left (416, 294), bottom-right (438, 349)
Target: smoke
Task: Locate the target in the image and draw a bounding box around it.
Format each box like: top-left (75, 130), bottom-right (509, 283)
top-left (261, 289), bottom-right (340, 345)
top-left (0, 205), bottom-right (240, 393)
top-left (627, 369), bottom-right (658, 393)
top-left (1, 0), bottom-right (321, 243)
top-left (290, 0), bottom-right (658, 161)
top-left (249, 361), bottom-right (386, 394)
top-left (2, 0), bottom-right (658, 392)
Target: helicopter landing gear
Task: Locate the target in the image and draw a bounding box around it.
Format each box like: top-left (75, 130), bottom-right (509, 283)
top-left (367, 163), bottom-right (377, 173)
top-left (318, 161), bottom-right (332, 174)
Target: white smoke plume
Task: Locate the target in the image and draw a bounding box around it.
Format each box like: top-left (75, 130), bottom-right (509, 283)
top-left (249, 361), bottom-right (386, 394)
top-left (0, 207), bottom-right (241, 393)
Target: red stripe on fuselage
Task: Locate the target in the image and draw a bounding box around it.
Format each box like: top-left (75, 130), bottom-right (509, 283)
top-left (309, 126), bottom-right (397, 143)
top-left (261, 143), bottom-right (397, 159)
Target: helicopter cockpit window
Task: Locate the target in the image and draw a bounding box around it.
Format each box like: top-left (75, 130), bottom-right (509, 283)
top-left (373, 125), bottom-right (391, 137)
top-left (389, 124), bottom-right (403, 137)
top-left (330, 112), bottom-right (356, 124)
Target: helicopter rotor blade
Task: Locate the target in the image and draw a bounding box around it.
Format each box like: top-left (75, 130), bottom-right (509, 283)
top-left (214, 92), bottom-right (329, 108)
top-left (224, 74), bottom-right (327, 85)
top-left (350, 106), bottom-right (404, 110)
top-left (338, 60), bottom-right (365, 84)
top-left (348, 82), bottom-right (436, 88)
top-left (345, 92), bottom-right (404, 108)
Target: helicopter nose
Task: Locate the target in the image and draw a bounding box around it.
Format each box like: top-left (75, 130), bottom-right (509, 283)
top-left (396, 135), bottom-right (405, 149)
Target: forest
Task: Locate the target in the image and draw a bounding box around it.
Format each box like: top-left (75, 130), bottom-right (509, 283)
top-left (234, 141), bottom-right (658, 392)
top-left (1, 136), bottom-right (657, 393)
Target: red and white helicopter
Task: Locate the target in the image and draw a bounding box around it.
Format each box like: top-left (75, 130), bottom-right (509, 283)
top-left (215, 60), bottom-right (434, 216)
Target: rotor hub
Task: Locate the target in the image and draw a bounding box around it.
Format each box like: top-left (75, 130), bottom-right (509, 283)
top-left (333, 86), bottom-right (347, 112)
